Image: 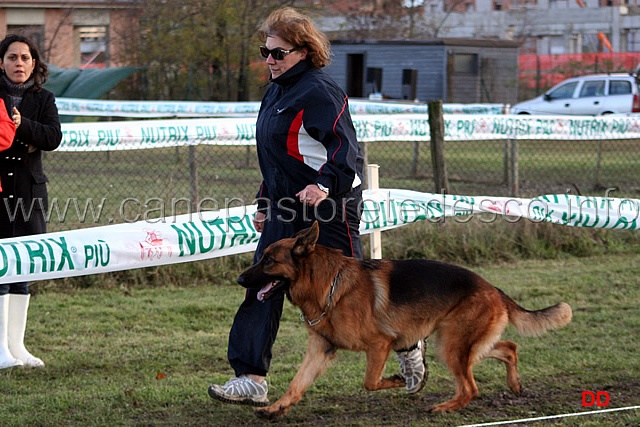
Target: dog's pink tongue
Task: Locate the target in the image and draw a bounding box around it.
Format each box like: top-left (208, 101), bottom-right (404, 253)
top-left (257, 282), bottom-right (276, 301)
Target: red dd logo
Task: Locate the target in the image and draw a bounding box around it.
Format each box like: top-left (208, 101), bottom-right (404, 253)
top-left (581, 390), bottom-right (610, 407)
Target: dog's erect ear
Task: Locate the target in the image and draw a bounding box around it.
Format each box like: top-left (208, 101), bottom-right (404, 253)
top-left (292, 221), bottom-right (320, 258)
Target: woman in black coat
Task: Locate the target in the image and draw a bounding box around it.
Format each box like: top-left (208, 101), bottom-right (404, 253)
top-left (0, 34), bottom-right (62, 369)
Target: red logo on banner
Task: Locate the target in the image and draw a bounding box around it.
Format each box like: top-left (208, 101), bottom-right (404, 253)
top-left (140, 229), bottom-right (173, 260)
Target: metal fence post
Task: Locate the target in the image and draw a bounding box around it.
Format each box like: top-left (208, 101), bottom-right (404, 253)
top-left (188, 145), bottom-right (198, 211)
top-left (594, 139), bottom-right (603, 187)
top-left (503, 139), bottom-right (510, 185)
top-left (509, 139), bottom-right (519, 197)
top-left (411, 140), bottom-right (420, 178)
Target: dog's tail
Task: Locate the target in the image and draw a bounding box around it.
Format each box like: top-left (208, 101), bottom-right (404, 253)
top-left (500, 290), bottom-right (572, 337)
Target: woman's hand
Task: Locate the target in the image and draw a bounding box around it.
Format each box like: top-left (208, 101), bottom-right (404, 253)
top-left (296, 184), bottom-right (328, 207)
top-left (253, 211), bottom-right (266, 232)
top-left (11, 107), bottom-right (20, 128)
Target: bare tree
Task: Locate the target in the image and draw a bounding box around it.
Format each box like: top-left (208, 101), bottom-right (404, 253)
top-left (113, 0), bottom-right (297, 101)
top-left (327, 0), bottom-right (415, 39)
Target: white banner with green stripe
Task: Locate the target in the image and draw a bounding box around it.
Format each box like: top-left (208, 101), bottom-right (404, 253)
top-left (0, 189), bottom-right (637, 284)
top-left (56, 97), bottom-right (505, 117)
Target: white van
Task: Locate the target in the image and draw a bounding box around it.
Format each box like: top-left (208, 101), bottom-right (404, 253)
top-left (511, 73), bottom-right (640, 116)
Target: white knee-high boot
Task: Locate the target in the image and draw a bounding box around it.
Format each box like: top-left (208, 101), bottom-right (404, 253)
top-left (0, 295), bottom-right (23, 369)
top-left (8, 294), bottom-right (44, 368)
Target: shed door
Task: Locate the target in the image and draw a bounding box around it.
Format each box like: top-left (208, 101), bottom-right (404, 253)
top-left (347, 54), bottom-right (364, 98)
top-left (447, 52), bottom-right (479, 103)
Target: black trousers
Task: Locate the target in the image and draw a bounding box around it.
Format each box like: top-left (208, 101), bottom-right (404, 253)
top-left (0, 200), bottom-right (45, 295)
top-left (227, 189), bottom-right (363, 377)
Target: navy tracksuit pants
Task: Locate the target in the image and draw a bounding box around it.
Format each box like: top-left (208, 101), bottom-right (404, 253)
top-left (227, 189), bottom-right (363, 376)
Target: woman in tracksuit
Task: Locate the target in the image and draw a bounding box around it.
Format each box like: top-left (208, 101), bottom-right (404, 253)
top-left (208, 7), bottom-right (426, 406)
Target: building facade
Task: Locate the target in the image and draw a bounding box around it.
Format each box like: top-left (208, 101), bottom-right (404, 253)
top-left (0, 0), bottom-right (139, 69)
top-left (431, 0), bottom-right (633, 55)
top-left (320, 0), bottom-right (639, 55)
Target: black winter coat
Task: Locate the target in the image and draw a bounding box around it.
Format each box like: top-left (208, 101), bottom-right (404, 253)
top-left (0, 86), bottom-right (62, 239)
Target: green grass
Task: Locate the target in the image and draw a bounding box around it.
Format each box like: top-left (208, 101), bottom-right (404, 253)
top-left (23, 133), bottom-right (640, 425)
top-left (364, 138), bottom-right (640, 197)
top-left (0, 247), bottom-right (637, 426)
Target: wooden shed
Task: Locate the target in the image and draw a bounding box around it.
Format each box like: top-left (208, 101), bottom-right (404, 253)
top-left (325, 39), bottom-right (520, 105)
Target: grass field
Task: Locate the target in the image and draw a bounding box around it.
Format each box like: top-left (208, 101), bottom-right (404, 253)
top-left (0, 247), bottom-right (637, 426)
top-left (15, 134), bottom-right (638, 425)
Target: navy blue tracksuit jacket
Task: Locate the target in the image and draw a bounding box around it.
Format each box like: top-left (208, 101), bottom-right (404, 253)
top-left (227, 59), bottom-right (364, 377)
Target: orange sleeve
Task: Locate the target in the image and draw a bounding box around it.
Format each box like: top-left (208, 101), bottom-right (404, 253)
top-left (0, 98), bottom-right (16, 152)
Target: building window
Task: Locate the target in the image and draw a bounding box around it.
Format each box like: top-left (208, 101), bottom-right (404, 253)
top-left (454, 53), bottom-right (478, 74)
top-left (494, 0), bottom-right (503, 9)
top-left (366, 67), bottom-right (383, 94)
top-left (445, 0), bottom-right (474, 12)
top-left (402, 69), bottom-right (418, 100)
top-left (78, 26), bottom-right (108, 68)
top-left (7, 25), bottom-right (45, 58)
top-left (520, 37), bottom-right (537, 54)
top-left (550, 36), bottom-right (566, 54)
top-left (627, 30), bottom-right (640, 52)
top-left (548, 0), bottom-right (570, 9)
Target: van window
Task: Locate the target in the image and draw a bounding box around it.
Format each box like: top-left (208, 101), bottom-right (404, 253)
top-left (579, 80), bottom-right (605, 97)
top-left (548, 81), bottom-right (578, 100)
top-left (609, 80), bottom-right (632, 95)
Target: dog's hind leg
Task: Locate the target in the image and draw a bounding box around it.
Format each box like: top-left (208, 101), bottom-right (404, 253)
top-left (429, 299), bottom-right (511, 412)
top-left (428, 348), bottom-right (479, 412)
top-left (255, 333), bottom-right (336, 419)
top-left (485, 340), bottom-right (521, 395)
top-left (428, 310), bottom-right (505, 412)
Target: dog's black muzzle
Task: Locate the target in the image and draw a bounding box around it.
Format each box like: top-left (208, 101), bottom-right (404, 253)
top-left (237, 265), bottom-right (289, 302)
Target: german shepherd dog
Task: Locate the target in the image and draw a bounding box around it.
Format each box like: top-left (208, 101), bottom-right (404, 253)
top-left (237, 221), bottom-right (572, 419)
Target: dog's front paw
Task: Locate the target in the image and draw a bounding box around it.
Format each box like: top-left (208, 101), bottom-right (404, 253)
top-left (254, 408), bottom-right (278, 420)
top-left (255, 403), bottom-right (289, 419)
top-left (512, 382), bottom-right (522, 397)
top-left (383, 374), bottom-right (409, 389)
top-left (427, 397), bottom-right (472, 413)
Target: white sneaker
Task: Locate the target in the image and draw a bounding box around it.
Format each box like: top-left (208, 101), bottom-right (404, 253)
top-left (396, 339), bottom-right (428, 393)
top-left (208, 375), bottom-right (269, 406)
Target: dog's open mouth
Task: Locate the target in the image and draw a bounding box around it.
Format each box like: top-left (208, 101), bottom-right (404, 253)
top-left (257, 279), bottom-right (286, 302)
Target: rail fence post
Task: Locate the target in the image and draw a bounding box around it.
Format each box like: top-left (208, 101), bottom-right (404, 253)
top-left (367, 164), bottom-right (382, 260)
top-left (428, 100), bottom-right (449, 193)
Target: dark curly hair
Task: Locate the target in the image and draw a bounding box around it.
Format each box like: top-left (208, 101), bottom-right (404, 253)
top-left (0, 34), bottom-right (48, 90)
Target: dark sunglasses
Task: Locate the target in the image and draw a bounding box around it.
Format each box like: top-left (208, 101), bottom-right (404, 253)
top-left (259, 46), bottom-right (299, 60)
